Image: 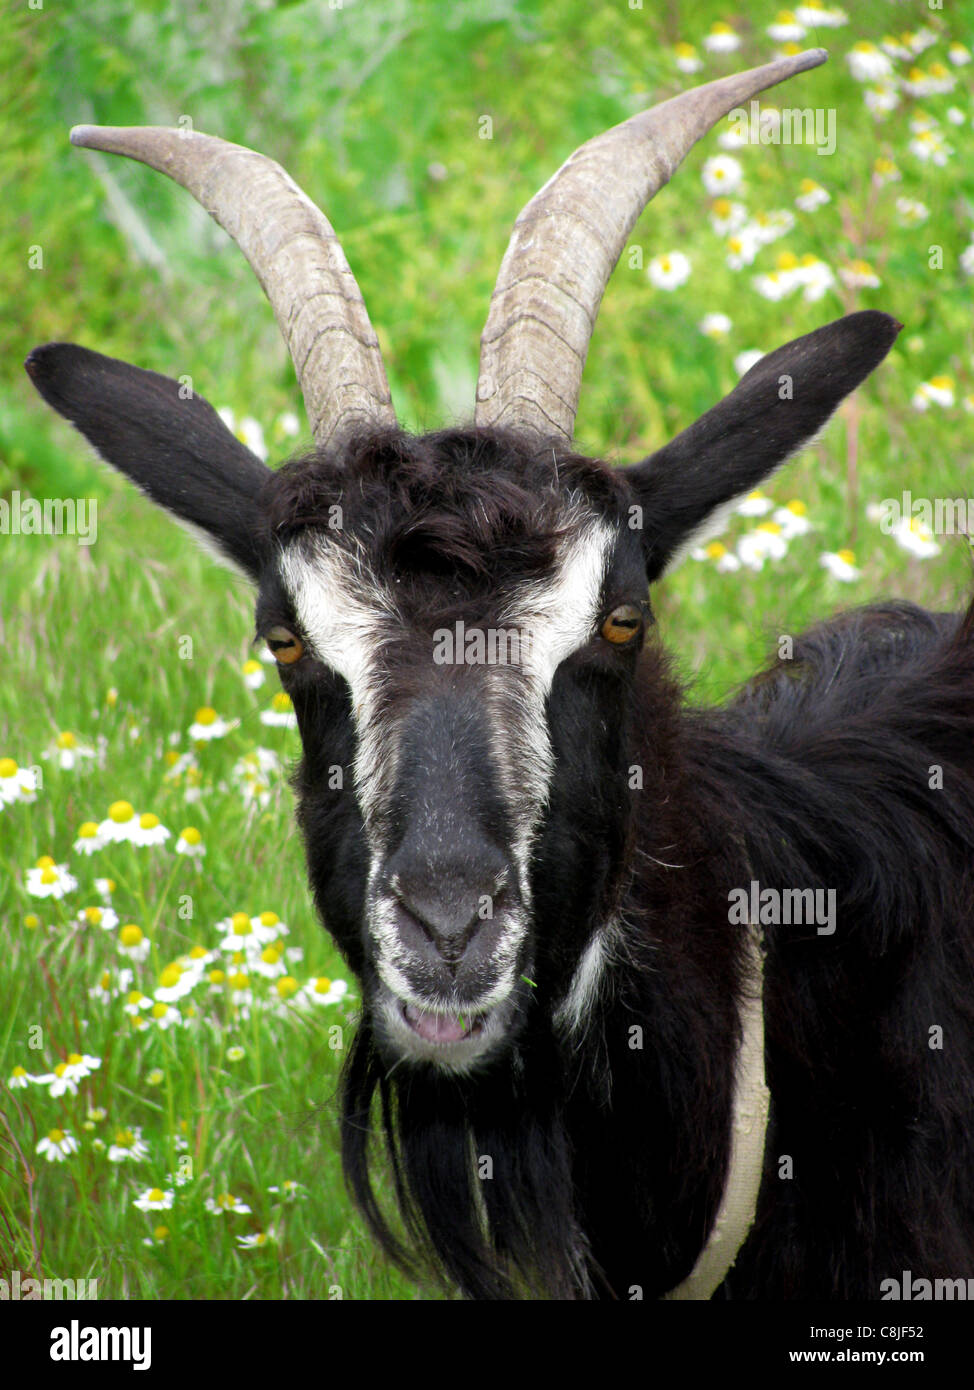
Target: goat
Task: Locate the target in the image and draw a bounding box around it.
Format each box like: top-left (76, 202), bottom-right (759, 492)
top-left (26, 48), bottom-right (974, 1301)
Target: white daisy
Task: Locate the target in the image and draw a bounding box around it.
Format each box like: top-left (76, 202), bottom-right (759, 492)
top-left (701, 155), bottom-right (743, 197)
top-left (647, 251), bottom-right (691, 290)
top-left (37, 1129), bottom-right (79, 1162)
top-left (820, 549), bottom-right (861, 582)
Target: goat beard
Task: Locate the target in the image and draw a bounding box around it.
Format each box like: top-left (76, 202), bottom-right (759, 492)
top-left (339, 1012), bottom-right (595, 1299)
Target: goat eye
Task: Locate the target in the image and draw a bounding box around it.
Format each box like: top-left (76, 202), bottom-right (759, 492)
top-left (601, 603), bottom-right (644, 646)
top-left (266, 625), bottom-right (304, 665)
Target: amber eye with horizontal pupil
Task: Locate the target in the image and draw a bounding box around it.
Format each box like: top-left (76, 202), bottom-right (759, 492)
top-left (601, 604), bottom-right (644, 645)
top-left (266, 626), bottom-right (304, 665)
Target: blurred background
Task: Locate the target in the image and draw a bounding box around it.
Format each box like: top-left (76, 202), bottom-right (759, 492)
top-left (1, 0), bottom-right (972, 1299)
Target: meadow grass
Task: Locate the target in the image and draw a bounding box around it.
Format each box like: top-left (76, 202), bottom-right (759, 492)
top-left (2, 0), bottom-right (973, 1300)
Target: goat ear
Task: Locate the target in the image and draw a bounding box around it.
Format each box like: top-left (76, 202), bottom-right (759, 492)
top-left (625, 311), bottom-right (902, 583)
top-left (25, 342), bottom-right (272, 580)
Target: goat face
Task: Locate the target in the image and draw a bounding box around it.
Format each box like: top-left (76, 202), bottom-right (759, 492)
top-left (258, 430), bottom-right (647, 1072)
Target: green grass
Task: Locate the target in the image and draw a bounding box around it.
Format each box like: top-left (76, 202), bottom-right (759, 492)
top-left (2, 0), bottom-right (974, 1299)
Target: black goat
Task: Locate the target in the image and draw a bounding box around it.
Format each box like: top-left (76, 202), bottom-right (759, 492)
top-left (26, 49), bottom-right (974, 1300)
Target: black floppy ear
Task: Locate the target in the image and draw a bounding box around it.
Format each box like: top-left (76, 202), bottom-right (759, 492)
top-left (625, 311), bottom-right (902, 583)
top-left (25, 342), bottom-right (272, 580)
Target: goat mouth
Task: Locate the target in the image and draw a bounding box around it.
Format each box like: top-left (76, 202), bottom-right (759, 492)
top-left (402, 1002), bottom-right (487, 1044)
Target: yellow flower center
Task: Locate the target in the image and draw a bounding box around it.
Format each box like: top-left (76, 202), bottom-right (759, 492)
top-left (153, 1226), bottom-right (170, 1241)
top-left (25, 914), bottom-right (39, 929)
top-left (36, 855), bottom-right (55, 869)
top-left (195, 707), bottom-right (217, 726)
top-left (189, 945), bottom-right (207, 960)
top-left (229, 973), bottom-right (250, 991)
top-left (84, 907), bottom-right (103, 925)
top-left (151, 1003), bottom-right (170, 1020)
top-left (49, 1129), bottom-right (65, 1143)
top-left (231, 912), bottom-right (252, 933)
top-left (277, 977), bottom-right (299, 998)
top-left (243, 659), bottom-right (262, 675)
top-left (56, 731), bottom-right (77, 749)
top-left (757, 522), bottom-right (782, 536)
top-left (271, 692), bottom-right (293, 713)
top-left (837, 549), bottom-right (856, 565)
top-left (259, 911), bottom-right (279, 927)
top-left (67, 1053), bottom-right (83, 1066)
top-left (120, 924), bottom-right (144, 947)
top-left (0, 758), bottom-right (17, 778)
top-left (12, 1065), bottom-right (26, 1079)
top-left (314, 977), bottom-right (332, 994)
top-left (787, 500), bottom-right (808, 516)
top-left (127, 991), bottom-right (145, 1006)
top-left (54, 1063), bottom-right (68, 1077)
top-left (159, 965), bottom-right (182, 989)
top-left (776, 251), bottom-right (799, 270)
top-left (139, 812), bottom-right (160, 830)
top-left (929, 375), bottom-right (953, 391)
top-left (115, 1129), bottom-right (135, 1147)
top-left (261, 946), bottom-right (281, 965)
top-left (148, 1188), bottom-right (165, 1203)
top-left (109, 800), bottom-right (135, 823)
top-left (39, 868), bottom-right (58, 884)
top-left (180, 826), bottom-right (202, 845)
top-left (209, 969), bottom-right (226, 985)
top-left (705, 542), bottom-right (727, 560)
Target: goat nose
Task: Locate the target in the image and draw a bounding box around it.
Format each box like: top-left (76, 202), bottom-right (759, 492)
top-left (388, 855), bottom-right (512, 963)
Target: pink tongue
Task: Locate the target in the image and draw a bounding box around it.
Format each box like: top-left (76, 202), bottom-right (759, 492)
top-left (406, 1006), bottom-right (468, 1043)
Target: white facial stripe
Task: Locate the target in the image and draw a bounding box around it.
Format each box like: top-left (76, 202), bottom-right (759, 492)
top-left (486, 510), bottom-right (616, 879)
top-left (279, 538), bottom-right (401, 828)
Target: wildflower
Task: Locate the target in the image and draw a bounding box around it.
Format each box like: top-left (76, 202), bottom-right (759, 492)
top-left (278, 411), bottom-right (300, 437)
top-left (205, 1192), bottom-right (252, 1216)
top-left (872, 157), bottom-right (900, 187)
top-left (268, 1180), bottom-right (305, 1202)
top-left (795, 2), bottom-right (847, 26)
top-left (242, 658), bottom-right (265, 690)
top-left (37, 1129), bottom-right (79, 1162)
top-left (95, 877), bottom-right (116, 903)
top-left (26, 857), bottom-right (77, 900)
top-left (839, 260), bottom-right (880, 290)
top-left (708, 198), bottom-right (746, 235)
top-left (773, 501), bottom-right (812, 539)
top-left (726, 229), bottom-right (761, 270)
top-left (131, 812), bottom-right (170, 848)
top-left (77, 905), bottom-right (119, 931)
top-left (748, 209), bottom-right (795, 246)
top-left (123, 988), bottom-right (153, 1016)
top-left (738, 523), bottom-right (787, 571)
top-left (673, 42), bottom-right (702, 74)
top-left (97, 800), bottom-right (140, 844)
top-left (820, 549), bottom-right (861, 582)
top-left (701, 155), bottom-right (742, 198)
top-left (154, 962), bottom-right (197, 1004)
top-left (698, 313), bottom-right (732, 340)
top-left (118, 924), bottom-right (152, 963)
top-left (795, 178), bottom-right (829, 212)
top-left (133, 1187), bottom-right (174, 1211)
top-left (948, 43), bottom-right (971, 67)
top-left (260, 692), bottom-right (297, 728)
top-left (90, 967), bottom-right (132, 1003)
top-left (846, 43), bottom-right (893, 83)
top-left (43, 730), bottom-right (96, 771)
top-left (73, 821), bottom-right (104, 855)
top-left (148, 1002), bottom-right (182, 1030)
top-left (237, 1229), bottom-right (276, 1249)
top-left (912, 377), bottom-right (955, 411)
top-left (175, 826), bottom-right (206, 858)
top-left (0, 758), bottom-right (39, 807)
top-left (23, 914), bottom-right (40, 930)
top-left (700, 541), bottom-right (741, 574)
top-left (8, 1065), bottom-right (40, 1089)
top-left (702, 22), bottom-right (741, 53)
top-left (108, 1127), bottom-right (150, 1162)
top-left (254, 945), bottom-right (286, 979)
top-left (226, 1045), bottom-right (246, 1062)
top-left (143, 1226), bottom-right (170, 1248)
top-left (895, 198), bottom-right (929, 227)
top-left (62, 1052), bottom-right (101, 1082)
top-left (902, 64), bottom-right (955, 98)
top-left (647, 251), bottom-right (691, 290)
top-left (863, 84), bottom-right (900, 118)
top-left (908, 130), bottom-right (953, 166)
top-left (252, 909), bottom-right (288, 941)
top-left (733, 350), bottom-right (765, 377)
top-left (767, 12), bottom-right (806, 43)
top-left (301, 976), bottom-right (350, 1007)
top-left (35, 1063), bottom-right (79, 1098)
top-left (891, 517), bottom-right (940, 559)
top-left (189, 707), bottom-right (234, 741)
top-left (797, 255), bottom-right (835, 303)
top-left (274, 975), bottom-right (301, 1003)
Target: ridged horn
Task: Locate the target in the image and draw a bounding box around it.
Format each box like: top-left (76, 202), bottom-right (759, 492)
top-left (69, 124), bottom-right (397, 450)
top-left (475, 48), bottom-right (828, 445)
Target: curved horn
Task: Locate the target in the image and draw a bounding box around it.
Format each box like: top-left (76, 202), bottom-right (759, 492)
top-left (475, 48), bottom-right (828, 445)
top-left (69, 124), bottom-right (397, 450)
